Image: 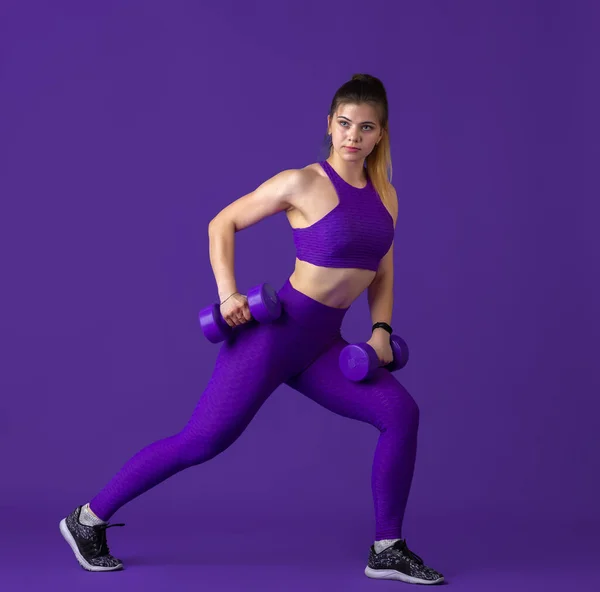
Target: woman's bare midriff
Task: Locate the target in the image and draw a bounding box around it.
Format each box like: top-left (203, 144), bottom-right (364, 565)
top-left (288, 260), bottom-right (376, 309)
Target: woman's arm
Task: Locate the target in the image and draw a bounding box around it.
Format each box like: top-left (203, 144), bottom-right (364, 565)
top-left (367, 244), bottom-right (394, 337)
top-left (208, 169), bottom-right (306, 301)
top-left (367, 184), bottom-right (399, 338)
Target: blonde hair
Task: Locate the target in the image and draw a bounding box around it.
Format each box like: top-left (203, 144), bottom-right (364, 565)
top-left (325, 73), bottom-right (394, 210)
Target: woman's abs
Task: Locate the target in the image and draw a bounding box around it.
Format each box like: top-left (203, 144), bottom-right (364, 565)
top-left (289, 259), bottom-right (377, 309)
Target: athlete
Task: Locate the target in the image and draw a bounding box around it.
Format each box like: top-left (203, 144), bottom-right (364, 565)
top-left (59, 73), bottom-right (444, 585)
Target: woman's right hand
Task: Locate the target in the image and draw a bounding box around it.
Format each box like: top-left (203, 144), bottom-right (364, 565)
top-left (219, 292), bottom-right (252, 327)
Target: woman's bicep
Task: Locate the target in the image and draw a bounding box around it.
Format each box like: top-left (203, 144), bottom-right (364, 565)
top-left (210, 169), bottom-right (305, 232)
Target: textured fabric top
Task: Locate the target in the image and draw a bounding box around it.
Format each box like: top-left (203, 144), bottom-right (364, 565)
top-left (292, 160), bottom-right (394, 272)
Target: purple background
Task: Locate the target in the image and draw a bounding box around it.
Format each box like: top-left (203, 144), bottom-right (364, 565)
top-left (1, 1), bottom-right (598, 590)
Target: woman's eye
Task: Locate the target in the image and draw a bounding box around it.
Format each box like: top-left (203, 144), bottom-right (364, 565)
top-left (339, 121), bottom-right (373, 131)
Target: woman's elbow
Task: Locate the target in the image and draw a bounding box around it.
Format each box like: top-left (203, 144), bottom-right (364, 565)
top-left (208, 215), bottom-right (235, 235)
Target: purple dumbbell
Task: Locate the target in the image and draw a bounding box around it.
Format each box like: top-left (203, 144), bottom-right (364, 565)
top-left (338, 334), bottom-right (409, 382)
top-left (198, 283), bottom-right (281, 343)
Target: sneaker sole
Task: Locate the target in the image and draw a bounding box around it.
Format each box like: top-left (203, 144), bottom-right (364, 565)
top-left (365, 566), bottom-right (444, 585)
top-left (59, 518), bottom-right (123, 572)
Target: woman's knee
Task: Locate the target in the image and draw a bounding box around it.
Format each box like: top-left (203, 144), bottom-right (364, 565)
top-left (380, 384), bottom-right (420, 436)
top-left (171, 428), bottom-right (235, 467)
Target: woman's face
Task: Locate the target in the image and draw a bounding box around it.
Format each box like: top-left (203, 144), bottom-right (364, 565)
top-left (327, 102), bottom-right (383, 161)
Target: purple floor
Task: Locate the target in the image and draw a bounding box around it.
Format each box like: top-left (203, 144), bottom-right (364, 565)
top-left (1, 503), bottom-right (598, 591)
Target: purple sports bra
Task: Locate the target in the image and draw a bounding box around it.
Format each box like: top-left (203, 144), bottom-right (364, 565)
top-left (292, 160), bottom-right (394, 272)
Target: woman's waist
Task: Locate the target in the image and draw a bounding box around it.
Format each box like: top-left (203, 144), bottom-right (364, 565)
top-left (289, 261), bottom-right (375, 309)
top-left (274, 275), bottom-right (348, 332)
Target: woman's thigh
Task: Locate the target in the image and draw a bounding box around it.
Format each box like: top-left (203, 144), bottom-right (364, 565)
top-left (285, 336), bottom-right (420, 434)
top-left (183, 320), bottom-right (296, 440)
top-left (182, 311), bottom-right (341, 444)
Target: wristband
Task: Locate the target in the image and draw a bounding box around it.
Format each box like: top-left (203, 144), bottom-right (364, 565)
top-left (372, 322), bottom-right (393, 335)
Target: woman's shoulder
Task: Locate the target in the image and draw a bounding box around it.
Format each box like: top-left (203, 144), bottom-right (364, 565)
top-left (297, 161), bottom-right (331, 189)
top-left (270, 162), bottom-right (325, 193)
top-left (251, 165), bottom-right (320, 209)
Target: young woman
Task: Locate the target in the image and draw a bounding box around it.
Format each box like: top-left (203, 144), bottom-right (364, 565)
top-left (60, 73), bottom-right (444, 585)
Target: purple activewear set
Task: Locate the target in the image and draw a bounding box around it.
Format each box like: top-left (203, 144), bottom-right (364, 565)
top-left (89, 160), bottom-right (418, 541)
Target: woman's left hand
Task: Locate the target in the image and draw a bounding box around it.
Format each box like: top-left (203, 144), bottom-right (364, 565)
top-left (366, 330), bottom-right (394, 366)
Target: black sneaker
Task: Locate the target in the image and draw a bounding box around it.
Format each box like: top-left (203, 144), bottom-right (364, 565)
top-left (59, 506), bottom-right (125, 572)
top-left (365, 539), bottom-right (444, 585)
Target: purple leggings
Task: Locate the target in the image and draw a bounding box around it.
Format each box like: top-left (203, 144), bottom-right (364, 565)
top-left (89, 278), bottom-right (420, 540)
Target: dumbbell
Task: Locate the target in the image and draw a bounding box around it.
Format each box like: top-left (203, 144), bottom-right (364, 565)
top-left (198, 283), bottom-right (282, 343)
top-left (338, 334), bottom-right (409, 382)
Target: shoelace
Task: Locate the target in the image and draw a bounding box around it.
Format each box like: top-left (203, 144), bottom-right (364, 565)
top-left (87, 522), bottom-right (125, 558)
top-left (391, 539), bottom-right (424, 565)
